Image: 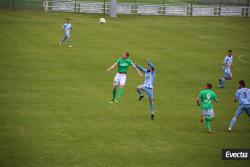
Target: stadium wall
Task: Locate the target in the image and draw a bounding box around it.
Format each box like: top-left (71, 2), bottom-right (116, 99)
top-left (43, 0), bottom-right (249, 17)
top-left (0, 0), bottom-right (249, 17)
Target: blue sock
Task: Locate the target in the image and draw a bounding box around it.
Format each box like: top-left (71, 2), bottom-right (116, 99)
top-left (149, 98), bottom-right (154, 114)
top-left (229, 116), bottom-right (237, 129)
top-left (221, 77), bottom-right (226, 87)
top-left (67, 38), bottom-right (70, 46)
top-left (61, 37), bottom-right (66, 44)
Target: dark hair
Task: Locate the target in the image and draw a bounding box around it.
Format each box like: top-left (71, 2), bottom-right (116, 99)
top-left (66, 18), bottom-right (70, 21)
top-left (125, 52), bottom-right (129, 58)
top-left (239, 80), bottom-right (246, 87)
top-left (206, 83), bottom-right (212, 89)
top-left (228, 49), bottom-right (232, 53)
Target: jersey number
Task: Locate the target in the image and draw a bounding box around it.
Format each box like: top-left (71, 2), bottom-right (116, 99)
top-left (243, 92), bottom-right (247, 98)
top-left (206, 94), bottom-right (211, 100)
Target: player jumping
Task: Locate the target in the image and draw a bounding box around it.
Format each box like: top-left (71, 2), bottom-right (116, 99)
top-left (227, 80), bottom-right (250, 132)
top-left (197, 83), bottom-right (218, 134)
top-left (136, 59), bottom-right (155, 120)
top-left (59, 18), bottom-right (72, 48)
top-left (219, 49), bottom-right (233, 89)
top-left (106, 52), bottom-right (142, 103)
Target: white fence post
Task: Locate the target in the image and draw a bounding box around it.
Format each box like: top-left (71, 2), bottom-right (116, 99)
top-left (109, 0), bottom-right (117, 17)
top-left (43, 1), bottom-right (249, 17)
top-left (43, 0), bottom-right (48, 13)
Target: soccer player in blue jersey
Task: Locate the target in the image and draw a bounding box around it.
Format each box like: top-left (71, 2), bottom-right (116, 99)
top-left (59, 18), bottom-right (72, 48)
top-left (228, 80), bottom-right (250, 132)
top-left (219, 49), bottom-right (233, 89)
top-left (136, 59), bottom-right (155, 120)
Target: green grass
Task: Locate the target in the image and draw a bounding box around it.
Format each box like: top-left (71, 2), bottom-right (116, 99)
top-left (0, 10), bottom-right (250, 167)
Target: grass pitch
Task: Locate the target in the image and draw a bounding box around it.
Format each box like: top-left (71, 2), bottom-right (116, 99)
top-left (0, 10), bottom-right (250, 167)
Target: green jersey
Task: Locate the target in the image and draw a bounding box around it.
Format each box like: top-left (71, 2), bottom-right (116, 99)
top-left (116, 58), bottom-right (133, 73)
top-left (198, 89), bottom-right (218, 110)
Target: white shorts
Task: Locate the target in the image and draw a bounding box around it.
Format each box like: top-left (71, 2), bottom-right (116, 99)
top-left (235, 105), bottom-right (250, 117)
top-left (64, 32), bottom-right (70, 39)
top-left (223, 67), bottom-right (232, 78)
top-left (202, 109), bottom-right (214, 118)
top-left (113, 73), bottom-right (127, 86)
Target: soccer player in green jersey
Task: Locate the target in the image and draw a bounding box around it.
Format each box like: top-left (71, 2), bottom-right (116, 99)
top-left (196, 83), bottom-right (218, 133)
top-left (107, 52), bottom-right (142, 103)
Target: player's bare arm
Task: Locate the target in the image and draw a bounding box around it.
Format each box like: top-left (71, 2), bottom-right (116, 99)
top-left (132, 63), bottom-right (142, 77)
top-left (106, 62), bottom-right (118, 72)
top-left (196, 98), bottom-right (200, 106)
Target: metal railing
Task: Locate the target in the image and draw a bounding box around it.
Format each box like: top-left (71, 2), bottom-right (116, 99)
top-left (42, 0), bottom-right (249, 16)
top-left (1, 0), bottom-right (249, 17)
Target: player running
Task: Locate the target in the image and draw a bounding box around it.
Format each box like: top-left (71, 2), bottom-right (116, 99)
top-left (227, 80), bottom-right (250, 132)
top-left (59, 18), bottom-right (72, 48)
top-left (106, 52), bottom-right (142, 103)
top-left (219, 49), bottom-right (233, 89)
top-left (136, 59), bottom-right (155, 120)
top-left (197, 83), bottom-right (218, 134)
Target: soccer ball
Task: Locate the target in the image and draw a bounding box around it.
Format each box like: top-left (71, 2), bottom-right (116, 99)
top-left (99, 18), bottom-right (106, 24)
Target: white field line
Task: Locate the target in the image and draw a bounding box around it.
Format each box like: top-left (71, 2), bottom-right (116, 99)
top-left (238, 54), bottom-right (250, 65)
top-left (199, 36), bottom-right (249, 51)
top-left (237, 46), bottom-right (249, 50)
